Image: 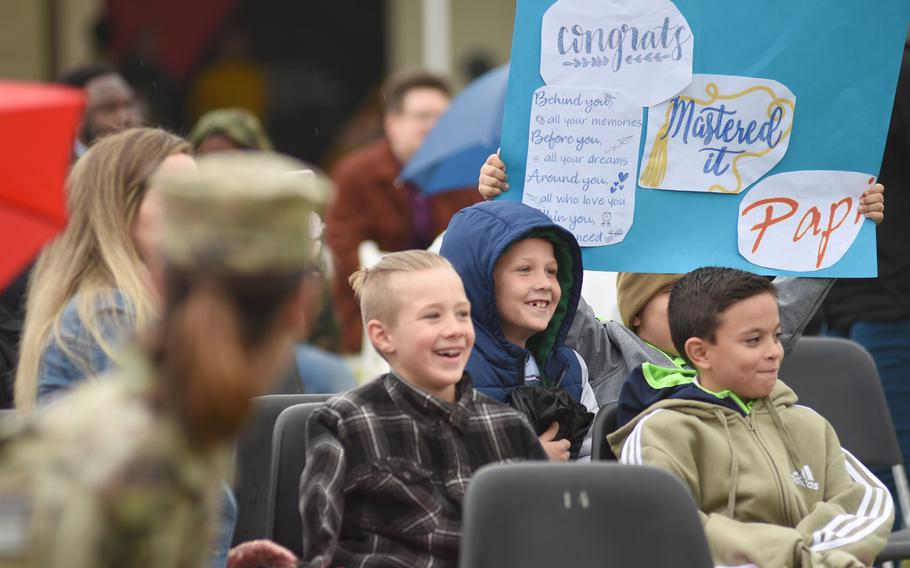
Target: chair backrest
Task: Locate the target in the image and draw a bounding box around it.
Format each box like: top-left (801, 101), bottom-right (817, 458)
top-left (267, 402), bottom-right (324, 557)
top-left (590, 402), bottom-right (619, 461)
top-left (779, 336), bottom-right (902, 468)
top-left (459, 462), bottom-right (713, 568)
top-left (232, 395), bottom-right (331, 546)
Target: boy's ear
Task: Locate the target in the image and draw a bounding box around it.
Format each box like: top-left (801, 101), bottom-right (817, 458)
top-left (366, 319), bottom-right (395, 355)
top-left (684, 337), bottom-right (710, 370)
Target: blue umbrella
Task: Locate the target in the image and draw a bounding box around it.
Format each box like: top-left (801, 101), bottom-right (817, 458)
top-left (402, 64), bottom-right (508, 195)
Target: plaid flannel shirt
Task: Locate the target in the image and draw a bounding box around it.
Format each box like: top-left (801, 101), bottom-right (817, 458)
top-left (300, 372), bottom-right (547, 568)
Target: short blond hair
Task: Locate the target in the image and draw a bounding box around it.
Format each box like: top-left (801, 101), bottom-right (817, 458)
top-left (349, 250), bottom-right (453, 325)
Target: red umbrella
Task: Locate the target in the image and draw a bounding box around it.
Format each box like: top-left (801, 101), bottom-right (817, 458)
top-left (0, 81), bottom-right (84, 289)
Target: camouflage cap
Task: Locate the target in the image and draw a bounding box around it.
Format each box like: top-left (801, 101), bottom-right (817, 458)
top-left (153, 151), bottom-right (332, 274)
top-left (187, 108), bottom-right (273, 151)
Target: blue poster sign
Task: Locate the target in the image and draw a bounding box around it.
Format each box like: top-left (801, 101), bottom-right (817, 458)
top-left (500, 0), bottom-right (909, 276)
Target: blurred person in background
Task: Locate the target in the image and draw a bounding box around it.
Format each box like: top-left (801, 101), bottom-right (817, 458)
top-left (189, 28), bottom-right (266, 123)
top-left (188, 107), bottom-right (274, 154)
top-left (0, 152), bottom-right (310, 568)
top-left (0, 63), bottom-right (145, 400)
top-left (14, 128), bottom-right (191, 414)
top-left (58, 62), bottom-right (143, 158)
top-left (326, 70), bottom-right (482, 355)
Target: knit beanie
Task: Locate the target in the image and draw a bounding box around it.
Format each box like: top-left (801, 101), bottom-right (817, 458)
top-left (616, 272), bottom-right (684, 328)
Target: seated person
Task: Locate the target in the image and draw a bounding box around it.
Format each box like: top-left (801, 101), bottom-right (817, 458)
top-left (299, 250), bottom-right (546, 568)
top-left (610, 267), bottom-right (893, 567)
top-left (440, 200), bottom-right (598, 460)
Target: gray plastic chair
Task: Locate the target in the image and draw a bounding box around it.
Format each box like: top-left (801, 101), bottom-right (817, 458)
top-left (459, 462), bottom-right (713, 568)
top-left (267, 401), bottom-right (324, 557)
top-left (780, 336), bottom-right (910, 563)
top-left (590, 401), bottom-right (619, 461)
top-left (232, 394), bottom-right (331, 546)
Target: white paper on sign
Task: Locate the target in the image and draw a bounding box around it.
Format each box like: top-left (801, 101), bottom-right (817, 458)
top-left (539, 0), bottom-right (694, 107)
top-left (522, 86), bottom-right (643, 247)
top-left (640, 74), bottom-right (796, 195)
top-left (738, 171), bottom-right (874, 272)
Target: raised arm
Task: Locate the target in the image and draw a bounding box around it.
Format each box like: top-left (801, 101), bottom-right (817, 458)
top-left (478, 151), bottom-right (509, 199)
top-left (774, 181), bottom-right (884, 354)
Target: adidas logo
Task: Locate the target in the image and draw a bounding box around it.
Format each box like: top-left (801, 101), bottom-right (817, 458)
top-left (792, 465), bottom-right (820, 491)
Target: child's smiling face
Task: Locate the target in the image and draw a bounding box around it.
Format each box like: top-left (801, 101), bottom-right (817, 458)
top-left (493, 237), bottom-right (561, 347)
top-left (692, 291), bottom-right (783, 399)
top-left (369, 267), bottom-right (475, 402)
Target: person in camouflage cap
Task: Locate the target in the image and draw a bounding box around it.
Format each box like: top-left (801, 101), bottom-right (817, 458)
top-left (0, 152), bottom-right (326, 568)
top-left (188, 108), bottom-right (273, 155)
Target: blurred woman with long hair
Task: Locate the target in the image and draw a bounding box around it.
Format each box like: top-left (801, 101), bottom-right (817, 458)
top-left (14, 127), bottom-right (191, 414)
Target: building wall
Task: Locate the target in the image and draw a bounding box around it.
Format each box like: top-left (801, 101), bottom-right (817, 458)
top-left (450, 0), bottom-right (515, 83)
top-left (0, 0), bottom-right (50, 80)
top-left (2, 1), bottom-right (513, 88)
top-left (0, 0), bottom-right (99, 81)
top-left (387, 0), bottom-right (516, 88)
top-left (57, 0), bottom-right (102, 73)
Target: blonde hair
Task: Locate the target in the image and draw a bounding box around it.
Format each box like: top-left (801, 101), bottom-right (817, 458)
top-left (349, 250), bottom-right (453, 325)
top-left (15, 127), bottom-right (190, 414)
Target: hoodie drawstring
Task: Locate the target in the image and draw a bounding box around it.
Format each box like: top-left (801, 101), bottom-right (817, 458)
top-left (714, 408), bottom-right (740, 518)
top-left (765, 397), bottom-right (804, 473)
top-left (764, 396), bottom-right (806, 525)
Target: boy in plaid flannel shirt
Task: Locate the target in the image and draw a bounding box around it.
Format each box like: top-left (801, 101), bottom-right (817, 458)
top-left (299, 250), bottom-right (547, 568)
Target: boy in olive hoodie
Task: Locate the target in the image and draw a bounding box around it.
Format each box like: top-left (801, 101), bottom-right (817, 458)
top-left (609, 267), bottom-right (893, 568)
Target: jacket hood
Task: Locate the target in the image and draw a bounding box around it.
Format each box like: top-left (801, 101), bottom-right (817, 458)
top-left (440, 201), bottom-right (583, 389)
top-left (617, 379), bottom-right (799, 436)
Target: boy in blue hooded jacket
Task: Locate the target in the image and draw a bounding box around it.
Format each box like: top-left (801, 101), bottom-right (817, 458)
top-left (440, 200), bottom-right (598, 460)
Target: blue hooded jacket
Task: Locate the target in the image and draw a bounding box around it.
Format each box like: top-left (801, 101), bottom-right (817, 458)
top-left (440, 201), bottom-right (585, 403)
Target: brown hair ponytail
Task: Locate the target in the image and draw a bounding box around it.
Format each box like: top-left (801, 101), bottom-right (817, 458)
top-left (150, 271), bottom-right (301, 449)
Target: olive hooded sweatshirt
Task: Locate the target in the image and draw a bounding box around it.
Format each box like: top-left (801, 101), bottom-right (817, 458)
top-left (609, 380), bottom-right (893, 567)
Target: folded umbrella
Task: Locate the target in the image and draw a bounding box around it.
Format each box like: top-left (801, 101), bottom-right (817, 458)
top-left (0, 82), bottom-right (84, 289)
top-left (401, 64), bottom-right (508, 195)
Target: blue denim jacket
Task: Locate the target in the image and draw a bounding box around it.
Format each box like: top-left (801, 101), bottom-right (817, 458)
top-left (35, 290), bottom-right (235, 567)
top-left (36, 291), bottom-right (135, 404)
top-left (295, 343), bottom-right (357, 394)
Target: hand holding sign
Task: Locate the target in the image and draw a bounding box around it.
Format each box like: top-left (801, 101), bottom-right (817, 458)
top-left (738, 171), bottom-right (875, 271)
top-left (502, 0), bottom-right (907, 276)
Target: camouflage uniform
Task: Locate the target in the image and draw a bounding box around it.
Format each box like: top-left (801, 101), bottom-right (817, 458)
top-left (0, 152), bottom-right (327, 567)
top-left (0, 353), bottom-right (226, 567)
